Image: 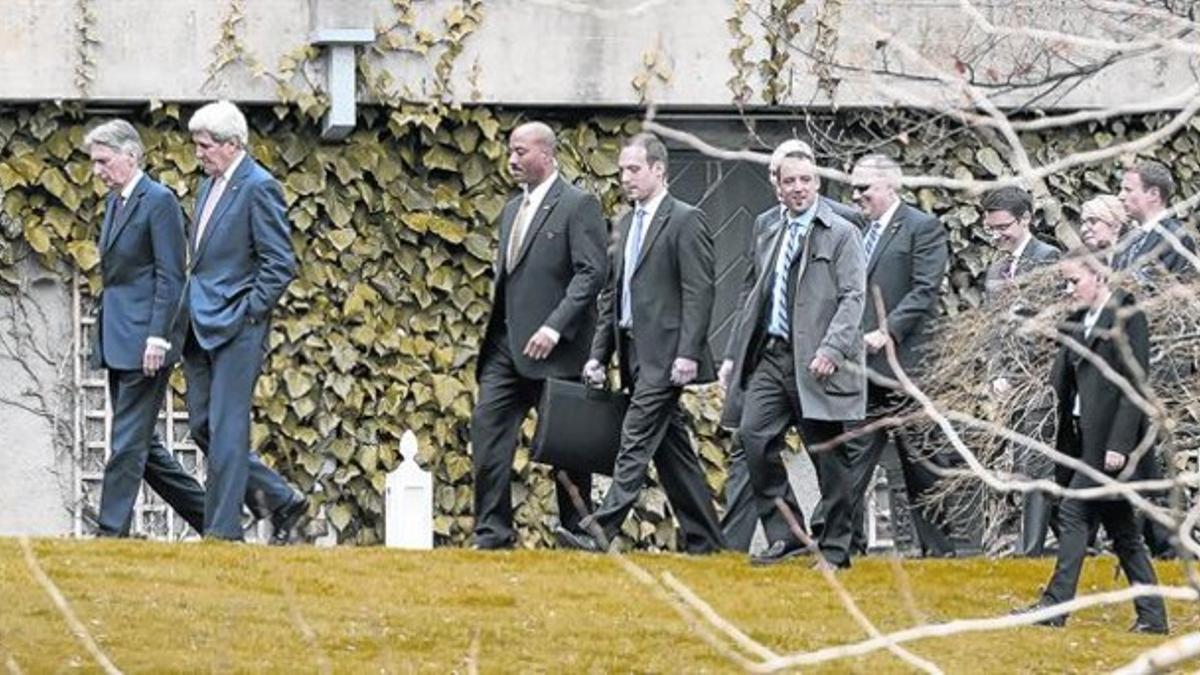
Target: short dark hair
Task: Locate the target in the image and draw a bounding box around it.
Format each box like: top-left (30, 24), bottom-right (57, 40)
top-left (981, 186), bottom-right (1033, 219)
top-left (1130, 160), bottom-right (1175, 204)
top-left (625, 133), bottom-right (668, 172)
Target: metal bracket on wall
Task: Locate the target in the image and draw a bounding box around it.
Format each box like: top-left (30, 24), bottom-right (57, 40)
top-left (310, 29), bottom-right (375, 141)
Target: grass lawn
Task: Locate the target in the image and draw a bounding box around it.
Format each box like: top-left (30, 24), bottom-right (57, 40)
top-left (0, 537), bottom-right (1196, 672)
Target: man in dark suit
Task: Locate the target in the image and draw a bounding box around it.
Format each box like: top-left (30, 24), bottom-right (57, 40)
top-left (982, 186), bottom-right (1063, 556)
top-left (719, 138), bottom-right (863, 552)
top-left (556, 133), bottom-right (724, 554)
top-left (1017, 250), bottom-right (1168, 634)
top-left (836, 155), bottom-right (953, 557)
top-left (84, 119), bottom-right (207, 537)
top-left (185, 100), bottom-right (306, 542)
top-left (1116, 160), bottom-right (1194, 557)
top-left (1115, 160), bottom-right (1196, 285)
top-left (983, 186), bottom-right (1062, 298)
top-left (470, 121), bottom-right (607, 549)
top-left (721, 151), bottom-right (867, 568)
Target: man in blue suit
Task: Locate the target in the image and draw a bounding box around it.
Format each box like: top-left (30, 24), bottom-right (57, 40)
top-left (184, 100), bottom-right (305, 543)
top-left (85, 119), bottom-right (208, 537)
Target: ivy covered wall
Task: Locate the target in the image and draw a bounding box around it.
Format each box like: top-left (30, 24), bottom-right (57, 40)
top-left (1, 102), bottom-right (1197, 547)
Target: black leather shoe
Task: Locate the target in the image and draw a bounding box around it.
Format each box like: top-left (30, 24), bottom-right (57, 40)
top-left (1012, 599), bottom-right (1066, 627)
top-left (1129, 621), bottom-right (1168, 635)
top-left (750, 540), bottom-right (809, 566)
top-left (555, 527), bottom-right (602, 553)
top-left (269, 495), bottom-right (309, 546)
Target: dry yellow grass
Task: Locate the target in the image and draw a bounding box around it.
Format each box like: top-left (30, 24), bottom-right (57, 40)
top-left (0, 537), bottom-right (1196, 673)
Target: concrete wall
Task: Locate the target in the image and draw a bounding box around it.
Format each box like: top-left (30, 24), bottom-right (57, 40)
top-left (0, 0), bottom-right (1192, 109)
top-left (0, 261), bottom-right (74, 536)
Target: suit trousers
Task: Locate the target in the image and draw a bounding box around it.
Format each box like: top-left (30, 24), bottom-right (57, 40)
top-left (97, 368), bottom-right (206, 535)
top-left (470, 330), bottom-right (593, 548)
top-left (1042, 496), bottom-right (1167, 628)
top-left (719, 435), bottom-right (758, 552)
top-left (586, 332), bottom-right (724, 553)
top-left (183, 321), bottom-right (296, 540)
top-left (1016, 437), bottom-right (1060, 557)
top-left (842, 384), bottom-right (955, 556)
top-left (738, 339), bottom-right (853, 567)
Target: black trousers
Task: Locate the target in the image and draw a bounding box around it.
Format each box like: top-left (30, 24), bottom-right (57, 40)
top-left (1043, 496), bottom-right (1167, 628)
top-left (738, 339), bottom-right (853, 566)
top-left (470, 331), bottom-right (592, 548)
top-left (586, 332), bottom-right (724, 553)
top-left (97, 368), bottom-right (206, 535)
top-left (842, 384), bottom-right (955, 556)
top-left (720, 435), bottom-right (758, 552)
top-left (1016, 436), bottom-right (1060, 557)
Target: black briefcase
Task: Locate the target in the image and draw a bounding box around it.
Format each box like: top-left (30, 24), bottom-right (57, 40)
top-left (532, 378), bottom-right (628, 476)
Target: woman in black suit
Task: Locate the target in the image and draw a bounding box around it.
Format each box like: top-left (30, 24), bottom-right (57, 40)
top-left (1019, 250), bottom-right (1169, 634)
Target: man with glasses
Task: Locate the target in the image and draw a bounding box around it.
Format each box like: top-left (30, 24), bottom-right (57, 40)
top-left (982, 186), bottom-right (1062, 556)
top-left (983, 186), bottom-right (1061, 299)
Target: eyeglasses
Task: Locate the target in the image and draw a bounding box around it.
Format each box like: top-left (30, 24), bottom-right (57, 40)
top-left (985, 218), bottom-right (1020, 231)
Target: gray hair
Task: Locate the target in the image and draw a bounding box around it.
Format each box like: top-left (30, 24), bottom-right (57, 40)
top-left (853, 154), bottom-right (902, 189)
top-left (83, 119), bottom-right (144, 166)
top-left (768, 139), bottom-right (814, 180)
top-left (188, 100), bottom-right (249, 147)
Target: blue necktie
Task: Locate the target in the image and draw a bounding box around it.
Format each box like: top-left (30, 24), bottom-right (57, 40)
top-left (767, 220), bottom-right (805, 338)
top-left (863, 220), bottom-right (884, 261)
top-left (620, 208), bottom-right (648, 328)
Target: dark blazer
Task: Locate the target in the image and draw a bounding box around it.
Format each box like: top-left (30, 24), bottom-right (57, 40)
top-left (1112, 217), bottom-right (1197, 280)
top-left (591, 193), bottom-right (716, 389)
top-left (478, 175), bottom-right (607, 380)
top-left (861, 201), bottom-right (948, 380)
top-left (90, 174), bottom-right (187, 371)
top-left (185, 156), bottom-right (296, 350)
top-left (1050, 291), bottom-right (1154, 493)
top-left (985, 235), bottom-right (1061, 285)
top-left (722, 199), bottom-right (867, 426)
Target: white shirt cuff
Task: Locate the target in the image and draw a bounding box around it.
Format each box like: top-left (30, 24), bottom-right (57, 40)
top-left (540, 326), bottom-right (560, 343)
top-left (146, 336), bottom-right (171, 351)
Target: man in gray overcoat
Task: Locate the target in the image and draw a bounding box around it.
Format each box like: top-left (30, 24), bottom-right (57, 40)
top-left (721, 151), bottom-right (867, 568)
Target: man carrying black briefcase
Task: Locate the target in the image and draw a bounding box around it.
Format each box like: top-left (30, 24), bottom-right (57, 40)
top-left (555, 133), bottom-right (725, 555)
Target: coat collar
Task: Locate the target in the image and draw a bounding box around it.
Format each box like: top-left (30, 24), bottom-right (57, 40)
top-left (102, 174), bottom-right (149, 254)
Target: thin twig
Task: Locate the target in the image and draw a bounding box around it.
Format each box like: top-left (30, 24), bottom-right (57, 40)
top-left (17, 537), bottom-right (121, 675)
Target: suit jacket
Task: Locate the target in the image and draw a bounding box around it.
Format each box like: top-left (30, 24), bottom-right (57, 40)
top-left (722, 198), bottom-right (867, 426)
top-left (1050, 291), bottom-right (1154, 493)
top-left (186, 156), bottom-right (296, 351)
top-left (90, 174), bottom-right (187, 371)
top-left (478, 176), bottom-right (607, 381)
top-left (985, 235), bottom-right (1061, 287)
top-left (861, 201), bottom-right (948, 380)
top-left (1112, 217), bottom-right (1197, 283)
top-left (591, 193), bottom-right (716, 389)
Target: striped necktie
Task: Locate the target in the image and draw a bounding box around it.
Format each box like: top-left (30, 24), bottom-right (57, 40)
top-left (767, 219), bottom-right (805, 338)
top-left (863, 220), bottom-right (884, 260)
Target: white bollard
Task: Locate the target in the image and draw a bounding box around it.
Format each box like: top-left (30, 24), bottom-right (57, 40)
top-left (385, 430), bottom-right (434, 549)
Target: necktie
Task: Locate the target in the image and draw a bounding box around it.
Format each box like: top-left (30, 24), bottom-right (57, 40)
top-left (506, 191), bottom-right (532, 269)
top-left (104, 195), bottom-right (126, 249)
top-left (194, 175), bottom-right (226, 250)
top-left (767, 219), bottom-right (805, 338)
top-left (863, 220), bottom-right (884, 260)
top-left (1005, 253), bottom-right (1019, 280)
top-left (620, 207), bottom-right (648, 328)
